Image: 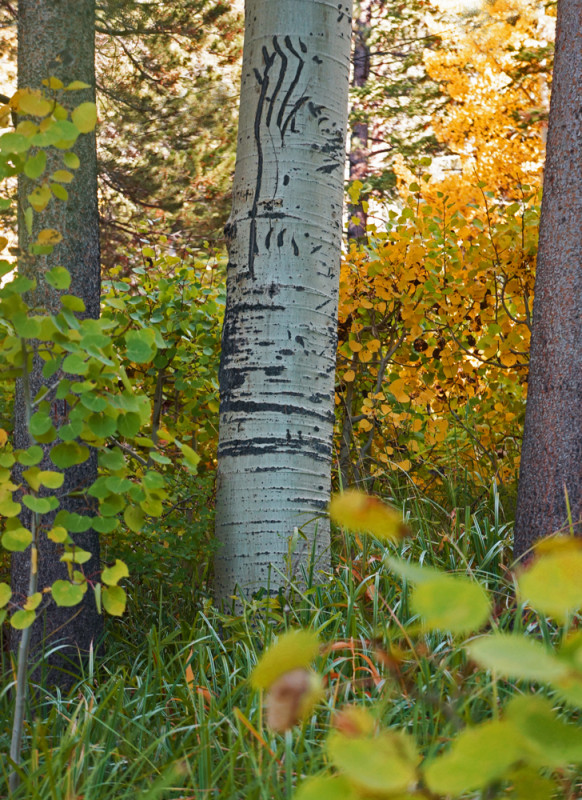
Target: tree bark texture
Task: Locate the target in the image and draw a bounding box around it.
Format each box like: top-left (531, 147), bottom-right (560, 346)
top-left (347, 0), bottom-right (372, 240)
top-left (514, 0), bottom-right (582, 558)
top-left (214, 0), bottom-right (353, 602)
top-left (11, 0), bottom-right (101, 687)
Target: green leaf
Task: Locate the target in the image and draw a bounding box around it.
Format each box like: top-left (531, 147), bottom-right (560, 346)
top-left (22, 495), bottom-right (58, 514)
top-left (17, 445), bottom-right (43, 466)
top-left (51, 169), bottom-right (74, 184)
top-left (24, 150), bottom-right (47, 179)
top-left (79, 394), bottom-right (107, 412)
top-left (47, 526), bottom-right (69, 543)
top-left (2, 528), bottom-right (32, 553)
top-left (11, 609), bottom-right (36, 630)
top-left (125, 329), bottom-right (156, 363)
top-left (51, 183), bottom-right (69, 202)
top-left (72, 102), bottom-right (97, 133)
top-left (102, 585), bottom-right (126, 616)
top-left (117, 412), bottom-right (141, 438)
top-left (143, 471), bottom-right (165, 490)
top-left (91, 516), bottom-right (118, 533)
top-left (29, 410), bottom-right (53, 438)
top-left (423, 720), bottom-right (525, 795)
top-left (62, 353), bottom-right (88, 375)
top-left (507, 767), bottom-right (556, 800)
top-left (54, 510), bottom-right (92, 533)
top-left (60, 547), bottom-right (92, 565)
top-left (518, 549), bottom-right (582, 621)
top-left (0, 581), bottom-right (12, 606)
top-left (295, 776), bottom-right (360, 800)
top-left (176, 440), bottom-right (201, 473)
top-left (386, 556), bottom-right (441, 584)
top-left (411, 574), bottom-right (491, 635)
top-left (52, 580), bottom-right (85, 607)
top-left (0, 132), bottom-right (30, 154)
top-left (105, 476), bottom-right (133, 494)
top-left (251, 630), bottom-right (320, 690)
top-left (61, 295), bottom-right (86, 312)
top-left (63, 151), bottom-right (80, 169)
top-left (505, 694), bottom-right (582, 767)
top-left (101, 559), bottom-right (129, 587)
top-left (65, 80), bottom-right (91, 91)
top-left (0, 495), bottom-right (21, 517)
top-left (124, 504), bottom-right (145, 533)
top-left (46, 266), bottom-right (71, 291)
top-left (98, 448), bottom-right (125, 471)
top-left (327, 731), bottom-right (418, 795)
top-left (24, 592), bottom-right (42, 611)
top-left (467, 634), bottom-right (569, 683)
top-left (87, 412), bottom-right (117, 439)
top-left (50, 442), bottom-right (90, 468)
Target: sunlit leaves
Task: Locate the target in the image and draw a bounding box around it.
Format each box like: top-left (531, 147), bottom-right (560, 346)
top-left (387, 557), bottom-right (491, 634)
top-left (328, 731), bottom-right (419, 794)
top-left (467, 634), bottom-right (568, 683)
top-left (518, 540), bottom-right (582, 621)
top-left (102, 585), bottom-right (126, 616)
top-left (71, 102), bottom-right (97, 133)
top-left (52, 580), bottom-right (86, 607)
top-left (251, 630), bottom-right (320, 690)
top-left (329, 490), bottom-right (408, 542)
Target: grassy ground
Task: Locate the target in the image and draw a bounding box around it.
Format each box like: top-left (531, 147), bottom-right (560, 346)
top-left (1, 485), bottom-right (578, 799)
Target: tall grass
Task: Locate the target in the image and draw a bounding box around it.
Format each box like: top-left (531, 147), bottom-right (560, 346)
top-left (4, 485), bottom-right (573, 799)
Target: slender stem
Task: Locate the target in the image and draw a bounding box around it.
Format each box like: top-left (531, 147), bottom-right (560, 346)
top-left (9, 338), bottom-right (37, 793)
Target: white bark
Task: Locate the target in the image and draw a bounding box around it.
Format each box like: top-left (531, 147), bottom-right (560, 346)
top-left (214, 0), bottom-right (353, 602)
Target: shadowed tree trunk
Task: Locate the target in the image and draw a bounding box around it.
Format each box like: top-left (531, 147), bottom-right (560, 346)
top-left (347, 0), bottom-right (372, 240)
top-left (214, 0), bottom-right (353, 603)
top-left (514, 0), bottom-right (582, 558)
top-left (11, 0), bottom-right (101, 687)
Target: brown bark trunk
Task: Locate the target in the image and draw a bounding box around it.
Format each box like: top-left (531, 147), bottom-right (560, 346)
top-left (514, 0), bottom-right (582, 558)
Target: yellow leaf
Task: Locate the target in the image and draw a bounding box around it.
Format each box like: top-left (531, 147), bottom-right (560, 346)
top-left (0, 428), bottom-right (7, 446)
top-left (329, 490), bottom-right (408, 541)
top-left (389, 378), bottom-right (410, 403)
top-left (368, 339), bottom-right (381, 353)
top-left (348, 340), bottom-right (362, 353)
top-left (36, 229), bottom-right (63, 246)
top-left (14, 90), bottom-right (52, 117)
top-left (348, 180), bottom-right (363, 205)
top-left (343, 370), bottom-right (355, 383)
top-left (72, 102), bottom-right (97, 133)
top-left (251, 629), bottom-right (320, 690)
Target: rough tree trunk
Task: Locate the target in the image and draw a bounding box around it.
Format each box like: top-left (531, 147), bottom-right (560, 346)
top-left (347, 0), bottom-right (372, 240)
top-left (214, 0), bottom-right (353, 603)
top-left (514, 0), bottom-right (582, 558)
top-left (11, 0), bottom-right (101, 687)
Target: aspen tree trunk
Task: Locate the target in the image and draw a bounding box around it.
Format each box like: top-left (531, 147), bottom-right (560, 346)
top-left (11, 0), bottom-right (101, 687)
top-left (214, 0), bottom-right (353, 602)
top-left (514, 0), bottom-right (582, 557)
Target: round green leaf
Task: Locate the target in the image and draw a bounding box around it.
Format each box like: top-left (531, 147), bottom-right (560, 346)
top-left (54, 510), bottom-right (92, 532)
top-left (50, 442), bottom-right (90, 468)
top-left (0, 581), bottom-right (12, 607)
top-left (38, 470), bottom-right (64, 489)
top-left (518, 550), bottom-right (582, 622)
top-left (328, 731), bottom-right (418, 795)
top-left (295, 776), bottom-right (360, 800)
top-left (72, 102), bottom-right (97, 133)
top-left (24, 150), bottom-right (47, 180)
top-left (52, 580), bottom-right (85, 607)
top-left (125, 329), bottom-right (156, 363)
top-left (62, 353), bottom-right (88, 375)
top-left (424, 720), bottom-right (524, 795)
top-left (0, 495), bottom-right (21, 517)
top-left (2, 526), bottom-right (32, 552)
top-left (60, 548), bottom-right (92, 565)
top-left (117, 412), bottom-right (141, 438)
top-left (105, 476), bottom-right (133, 494)
top-left (467, 634), bottom-right (569, 683)
top-left (22, 495), bottom-right (57, 514)
top-left (47, 526), bottom-right (69, 543)
top-left (124, 504), bottom-right (144, 533)
top-left (29, 411), bottom-right (53, 437)
top-left (102, 585), bottom-right (126, 616)
top-left (251, 630), bottom-right (320, 690)
top-left (63, 151), bottom-right (80, 169)
top-left (411, 574), bottom-right (491, 635)
top-left (87, 412), bottom-right (117, 439)
top-left (17, 445), bottom-right (43, 466)
top-left (91, 516), bottom-right (118, 533)
top-left (11, 609), bottom-right (36, 630)
top-left (46, 267), bottom-right (71, 291)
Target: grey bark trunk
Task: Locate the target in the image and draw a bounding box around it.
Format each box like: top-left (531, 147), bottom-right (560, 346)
top-left (214, 0), bottom-right (353, 603)
top-left (11, 0), bottom-right (101, 688)
top-left (514, 0), bottom-right (582, 558)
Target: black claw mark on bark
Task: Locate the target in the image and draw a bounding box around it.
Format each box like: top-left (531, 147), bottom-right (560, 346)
top-left (291, 236), bottom-right (299, 256)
